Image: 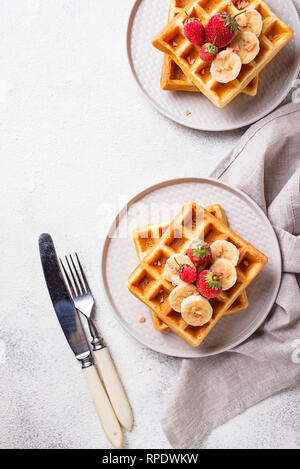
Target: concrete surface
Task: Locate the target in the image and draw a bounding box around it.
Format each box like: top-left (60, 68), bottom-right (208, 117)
top-left (0, 0), bottom-right (299, 449)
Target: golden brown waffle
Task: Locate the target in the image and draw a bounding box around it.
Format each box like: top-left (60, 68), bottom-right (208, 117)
top-left (128, 202), bottom-right (268, 347)
top-left (152, 0), bottom-right (293, 107)
top-left (133, 204), bottom-right (248, 333)
top-left (161, 0), bottom-right (259, 96)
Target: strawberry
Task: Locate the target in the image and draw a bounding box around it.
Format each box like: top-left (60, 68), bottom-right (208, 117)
top-left (205, 9), bottom-right (247, 48)
top-left (179, 264), bottom-right (197, 283)
top-left (174, 258), bottom-right (197, 283)
top-left (199, 42), bottom-right (219, 62)
top-left (196, 270), bottom-right (222, 298)
top-left (183, 11), bottom-right (205, 46)
top-left (187, 241), bottom-right (212, 265)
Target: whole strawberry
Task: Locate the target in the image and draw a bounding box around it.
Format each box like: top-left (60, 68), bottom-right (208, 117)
top-left (183, 11), bottom-right (205, 46)
top-left (187, 241), bottom-right (212, 265)
top-left (199, 42), bottom-right (219, 62)
top-left (174, 258), bottom-right (197, 283)
top-left (197, 270), bottom-right (222, 298)
top-left (179, 264), bottom-right (197, 283)
top-left (205, 9), bottom-right (247, 48)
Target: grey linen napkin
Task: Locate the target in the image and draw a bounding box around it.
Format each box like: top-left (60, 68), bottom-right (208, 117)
top-left (161, 102), bottom-right (300, 449)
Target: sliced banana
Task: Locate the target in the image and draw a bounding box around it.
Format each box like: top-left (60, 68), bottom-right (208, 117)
top-left (236, 10), bottom-right (263, 37)
top-left (164, 254), bottom-right (195, 286)
top-left (181, 295), bottom-right (213, 327)
top-left (210, 259), bottom-right (237, 291)
top-left (169, 284), bottom-right (198, 312)
top-left (210, 52), bottom-right (242, 84)
top-left (210, 240), bottom-right (240, 266)
top-left (231, 31), bottom-right (260, 64)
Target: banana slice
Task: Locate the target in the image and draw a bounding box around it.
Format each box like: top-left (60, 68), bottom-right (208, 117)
top-left (164, 254), bottom-right (195, 286)
top-left (236, 10), bottom-right (263, 37)
top-left (169, 284), bottom-right (198, 312)
top-left (210, 259), bottom-right (237, 291)
top-left (210, 52), bottom-right (242, 84)
top-left (231, 31), bottom-right (260, 64)
top-left (210, 240), bottom-right (240, 266)
top-left (181, 295), bottom-right (213, 327)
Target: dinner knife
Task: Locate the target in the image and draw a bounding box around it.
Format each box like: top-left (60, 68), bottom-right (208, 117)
top-left (39, 233), bottom-right (123, 449)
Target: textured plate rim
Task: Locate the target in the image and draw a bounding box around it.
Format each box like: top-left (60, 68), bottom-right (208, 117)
top-left (126, 0), bottom-right (300, 132)
top-left (101, 177), bottom-right (282, 358)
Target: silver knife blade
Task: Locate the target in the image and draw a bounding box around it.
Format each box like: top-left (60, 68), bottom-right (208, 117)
top-left (39, 233), bottom-right (91, 362)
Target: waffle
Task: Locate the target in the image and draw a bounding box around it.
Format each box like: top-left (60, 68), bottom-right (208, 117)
top-left (152, 0), bottom-right (293, 107)
top-left (128, 202), bottom-right (268, 347)
top-left (161, 0), bottom-right (259, 96)
top-left (133, 204), bottom-right (248, 333)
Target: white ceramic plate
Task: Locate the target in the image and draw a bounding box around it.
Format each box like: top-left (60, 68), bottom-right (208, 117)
top-left (101, 178), bottom-right (281, 358)
top-left (127, 0), bottom-right (300, 131)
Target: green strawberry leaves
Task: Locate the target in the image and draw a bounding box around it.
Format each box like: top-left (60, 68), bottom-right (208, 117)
top-left (192, 242), bottom-right (210, 259)
top-left (205, 42), bottom-right (218, 55)
top-left (222, 9), bottom-right (247, 33)
top-left (205, 271), bottom-right (221, 290)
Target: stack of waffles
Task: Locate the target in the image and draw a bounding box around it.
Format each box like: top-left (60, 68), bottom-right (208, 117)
top-left (152, 0), bottom-right (293, 107)
top-left (127, 202), bottom-right (268, 347)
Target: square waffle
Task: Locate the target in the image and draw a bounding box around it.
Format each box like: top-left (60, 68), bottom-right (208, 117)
top-left (127, 202), bottom-right (268, 347)
top-left (133, 204), bottom-right (249, 333)
top-left (152, 0), bottom-right (293, 107)
top-left (161, 0), bottom-right (259, 96)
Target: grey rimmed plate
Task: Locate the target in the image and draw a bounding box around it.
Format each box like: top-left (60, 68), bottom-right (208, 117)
top-left (101, 178), bottom-right (281, 358)
top-left (127, 0), bottom-right (300, 131)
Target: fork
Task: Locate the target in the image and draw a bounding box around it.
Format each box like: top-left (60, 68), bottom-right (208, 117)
top-left (60, 253), bottom-right (133, 431)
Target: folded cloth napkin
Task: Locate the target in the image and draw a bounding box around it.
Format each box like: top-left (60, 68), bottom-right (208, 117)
top-left (161, 102), bottom-right (300, 449)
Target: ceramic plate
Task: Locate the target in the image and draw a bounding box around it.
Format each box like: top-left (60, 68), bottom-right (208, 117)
top-left (127, 0), bottom-right (300, 131)
top-left (101, 178), bottom-right (281, 358)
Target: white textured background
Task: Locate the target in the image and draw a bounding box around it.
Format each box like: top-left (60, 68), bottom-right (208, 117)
top-left (0, 0), bottom-right (299, 449)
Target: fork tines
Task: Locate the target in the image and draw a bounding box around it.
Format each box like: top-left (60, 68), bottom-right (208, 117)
top-left (60, 253), bottom-right (90, 298)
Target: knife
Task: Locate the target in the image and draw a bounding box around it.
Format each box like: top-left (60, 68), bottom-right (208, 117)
top-left (39, 233), bottom-right (123, 449)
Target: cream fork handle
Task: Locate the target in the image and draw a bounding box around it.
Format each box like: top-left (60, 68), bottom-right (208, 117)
top-left (82, 364), bottom-right (123, 448)
top-left (93, 347), bottom-right (134, 431)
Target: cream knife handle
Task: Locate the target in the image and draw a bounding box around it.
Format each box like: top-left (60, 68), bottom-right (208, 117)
top-left (93, 347), bottom-right (133, 431)
top-left (82, 364), bottom-right (123, 448)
